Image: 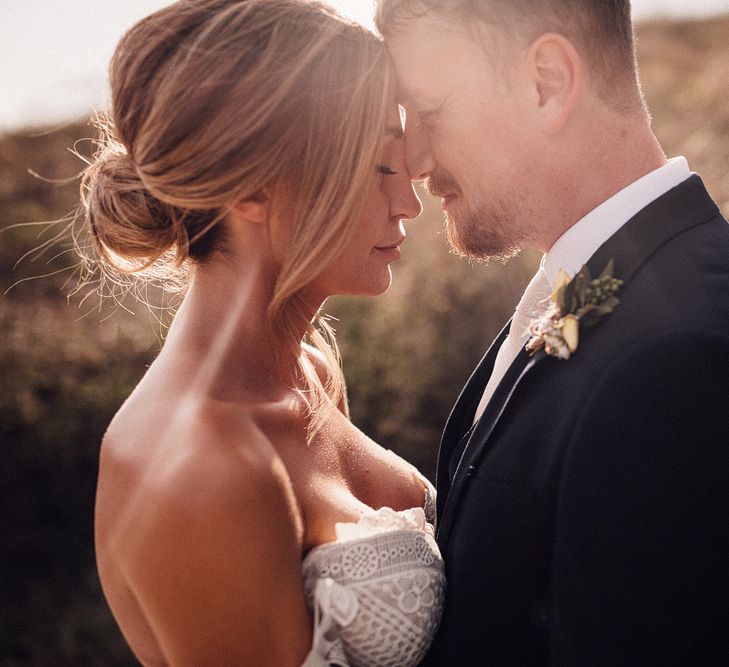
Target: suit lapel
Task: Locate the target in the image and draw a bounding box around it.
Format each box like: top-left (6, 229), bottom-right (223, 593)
top-left (435, 174), bottom-right (721, 548)
top-left (437, 348), bottom-right (545, 545)
top-left (435, 322), bottom-right (509, 519)
top-left (586, 174), bottom-right (720, 282)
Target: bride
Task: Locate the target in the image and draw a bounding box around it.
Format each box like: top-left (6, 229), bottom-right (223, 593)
top-left (88, 0), bottom-right (444, 664)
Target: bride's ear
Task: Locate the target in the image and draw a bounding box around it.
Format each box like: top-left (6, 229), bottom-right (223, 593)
top-left (230, 189), bottom-right (271, 224)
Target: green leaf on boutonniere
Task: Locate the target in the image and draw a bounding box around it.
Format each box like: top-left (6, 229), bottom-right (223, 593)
top-left (599, 258), bottom-right (616, 279)
top-left (525, 260), bottom-right (624, 360)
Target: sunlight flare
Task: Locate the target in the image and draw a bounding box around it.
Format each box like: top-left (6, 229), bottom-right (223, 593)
top-left (325, 0), bottom-right (377, 29)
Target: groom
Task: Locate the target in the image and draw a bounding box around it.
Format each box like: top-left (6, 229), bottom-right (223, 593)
top-left (377, 1), bottom-right (729, 664)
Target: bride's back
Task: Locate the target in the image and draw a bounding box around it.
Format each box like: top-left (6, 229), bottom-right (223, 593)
top-left (95, 345), bottom-right (429, 663)
top-left (94, 340), bottom-right (318, 661)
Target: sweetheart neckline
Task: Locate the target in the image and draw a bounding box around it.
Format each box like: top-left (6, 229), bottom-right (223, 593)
top-left (302, 505), bottom-right (433, 565)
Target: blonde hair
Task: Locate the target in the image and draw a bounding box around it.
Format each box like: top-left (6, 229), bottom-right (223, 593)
top-left (80, 0), bottom-right (392, 437)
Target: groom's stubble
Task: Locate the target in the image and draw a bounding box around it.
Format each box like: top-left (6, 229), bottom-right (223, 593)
top-left (427, 171), bottom-right (534, 262)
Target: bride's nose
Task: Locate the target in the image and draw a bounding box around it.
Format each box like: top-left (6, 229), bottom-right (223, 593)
top-left (390, 175), bottom-right (423, 221)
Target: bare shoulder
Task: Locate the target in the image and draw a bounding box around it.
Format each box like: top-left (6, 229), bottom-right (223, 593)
top-left (101, 402), bottom-right (302, 534)
top-left (161, 405), bottom-right (301, 511)
top-left (124, 408), bottom-right (304, 575)
top-left (99, 404), bottom-right (311, 665)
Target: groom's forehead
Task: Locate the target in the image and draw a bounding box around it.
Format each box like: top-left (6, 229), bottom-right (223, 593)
top-left (388, 35), bottom-right (476, 106)
top-left (386, 15), bottom-right (488, 72)
top-left (387, 35), bottom-right (448, 103)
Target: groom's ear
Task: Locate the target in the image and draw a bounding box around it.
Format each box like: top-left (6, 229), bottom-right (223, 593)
top-left (229, 189), bottom-right (271, 224)
top-left (525, 33), bottom-right (582, 134)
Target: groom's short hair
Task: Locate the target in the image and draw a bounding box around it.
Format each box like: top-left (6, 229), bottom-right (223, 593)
top-left (376, 0), bottom-right (637, 94)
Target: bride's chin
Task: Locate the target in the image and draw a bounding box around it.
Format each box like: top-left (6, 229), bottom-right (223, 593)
top-left (317, 262), bottom-right (395, 299)
top-left (365, 268), bottom-right (394, 297)
top-left (340, 272), bottom-right (393, 298)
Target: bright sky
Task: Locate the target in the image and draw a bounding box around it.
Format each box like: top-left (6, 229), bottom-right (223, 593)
top-left (0, 0), bottom-right (726, 132)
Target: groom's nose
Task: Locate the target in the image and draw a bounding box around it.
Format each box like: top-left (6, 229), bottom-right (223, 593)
top-left (404, 122), bottom-right (436, 181)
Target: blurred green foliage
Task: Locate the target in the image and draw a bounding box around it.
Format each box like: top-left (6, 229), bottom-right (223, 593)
top-left (0, 15), bottom-right (727, 664)
top-left (1, 301), bottom-right (157, 665)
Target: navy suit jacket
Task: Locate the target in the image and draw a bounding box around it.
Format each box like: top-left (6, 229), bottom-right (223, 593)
top-left (422, 175), bottom-right (729, 665)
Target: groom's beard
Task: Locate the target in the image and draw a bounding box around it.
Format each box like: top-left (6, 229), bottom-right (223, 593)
top-left (427, 173), bottom-right (530, 262)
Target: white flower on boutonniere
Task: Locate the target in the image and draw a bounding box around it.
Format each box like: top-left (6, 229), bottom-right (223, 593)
top-left (526, 260), bottom-right (624, 360)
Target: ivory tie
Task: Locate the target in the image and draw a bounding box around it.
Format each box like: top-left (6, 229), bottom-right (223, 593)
top-left (473, 267), bottom-right (552, 423)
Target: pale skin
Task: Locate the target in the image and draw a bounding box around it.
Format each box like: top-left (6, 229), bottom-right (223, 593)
top-left (94, 112), bottom-right (422, 666)
top-left (384, 12), bottom-right (667, 257)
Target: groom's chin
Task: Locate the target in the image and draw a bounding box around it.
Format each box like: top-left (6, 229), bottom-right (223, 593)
top-left (445, 214), bottom-right (524, 263)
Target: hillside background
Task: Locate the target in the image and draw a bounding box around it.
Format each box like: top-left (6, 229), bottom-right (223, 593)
top-left (1, 16), bottom-right (727, 665)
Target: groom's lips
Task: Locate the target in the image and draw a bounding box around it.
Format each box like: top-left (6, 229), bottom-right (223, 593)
top-left (428, 185), bottom-right (458, 208)
top-left (432, 192), bottom-right (457, 210)
top-left (441, 193), bottom-right (457, 209)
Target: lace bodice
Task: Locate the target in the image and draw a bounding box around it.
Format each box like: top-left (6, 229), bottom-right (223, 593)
top-left (301, 479), bottom-right (445, 667)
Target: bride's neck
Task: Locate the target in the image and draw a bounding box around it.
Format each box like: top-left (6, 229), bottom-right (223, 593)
top-left (163, 252), bottom-right (322, 399)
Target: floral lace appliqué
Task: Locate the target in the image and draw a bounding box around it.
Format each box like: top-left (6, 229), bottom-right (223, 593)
top-left (301, 506), bottom-right (445, 667)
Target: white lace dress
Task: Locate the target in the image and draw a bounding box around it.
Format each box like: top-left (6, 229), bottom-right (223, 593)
top-left (301, 478), bottom-right (445, 667)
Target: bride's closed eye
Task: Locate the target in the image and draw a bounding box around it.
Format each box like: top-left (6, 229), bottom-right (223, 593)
top-left (377, 165), bottom-right (398, 176)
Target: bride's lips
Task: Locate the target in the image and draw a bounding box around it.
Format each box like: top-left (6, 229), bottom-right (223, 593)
top-left (374, 236), bottom-right (405, 261)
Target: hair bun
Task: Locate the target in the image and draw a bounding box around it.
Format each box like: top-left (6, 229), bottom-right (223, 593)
top-left (82, 146), bottom-right (180, 264)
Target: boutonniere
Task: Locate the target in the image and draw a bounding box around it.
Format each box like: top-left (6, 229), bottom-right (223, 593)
top-left (526, 260), bottom-right (624, 360)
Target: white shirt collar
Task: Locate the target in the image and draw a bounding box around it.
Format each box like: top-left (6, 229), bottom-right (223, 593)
top-left (541, 156), bottom-right (691, 285)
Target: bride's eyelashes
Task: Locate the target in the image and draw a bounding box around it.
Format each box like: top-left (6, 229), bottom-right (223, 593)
top-left (376, 165), bottom-right (398, 176)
